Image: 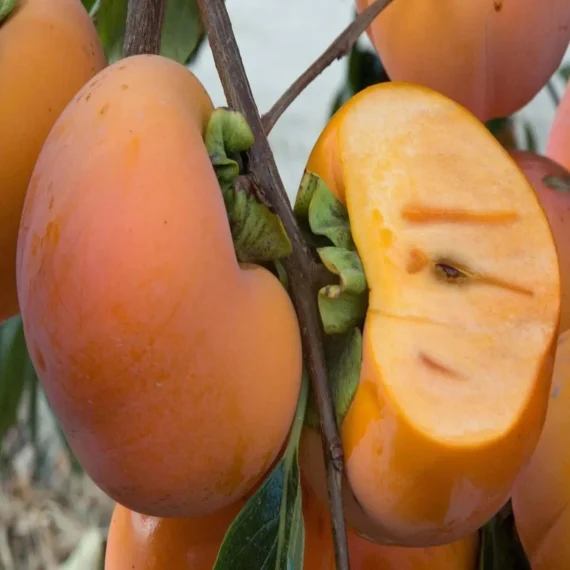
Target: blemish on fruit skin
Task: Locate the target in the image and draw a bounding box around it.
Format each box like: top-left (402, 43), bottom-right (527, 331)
top-left (493, 0), bottom-right (503, 12)
top-left (99, 102), bottom-right (110, 116)
top-left (401, 204), bottom-right (518, 224)
top-left (121, 84), bottom-right (129, 90)
top-left (49, 196), bottom-right (55, 210)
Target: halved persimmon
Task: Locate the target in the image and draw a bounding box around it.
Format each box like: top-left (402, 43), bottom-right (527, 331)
top-left (300, 81), bottom-right (561, 546)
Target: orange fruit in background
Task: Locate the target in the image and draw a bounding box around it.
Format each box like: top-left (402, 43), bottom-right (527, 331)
top-left (105, 499), bottom-right (244, 570)
top-left (510, 151), bottom-right (570, 333)
top-left (302, 480), bottom-right (480, 570)
top-left (300, 81), bottom-right (561, 546)
top-left (356, 0), bottom-right (570, 122)
top-left (16, 54), bottom-right (303, 518)
top-left (0, 0), bottom-right (106, 323)
top-left (547, 82), bottom-right (570, 173)
top-left (512, 330), bottom-right (570, 570)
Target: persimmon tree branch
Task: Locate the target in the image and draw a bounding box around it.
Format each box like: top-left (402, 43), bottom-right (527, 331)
top-left (195, 2), bottom-right (351, 569)
top-left (123, 0), bottom-right (166, 57)
top-left (262, 0), bottom-right (395, 133)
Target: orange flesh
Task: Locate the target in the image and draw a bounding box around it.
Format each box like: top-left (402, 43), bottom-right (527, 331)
top-left (304, 82), bottom-right (560, 545)
top-left (340, 83), bottom-right (559, 443)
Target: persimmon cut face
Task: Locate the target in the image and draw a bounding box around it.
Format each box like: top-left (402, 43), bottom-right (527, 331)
top-left (303, 82), bottom-right (560, 545)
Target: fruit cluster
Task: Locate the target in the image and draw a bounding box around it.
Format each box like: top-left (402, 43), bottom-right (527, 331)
top-left (2, 0), bottom-right (570, 568)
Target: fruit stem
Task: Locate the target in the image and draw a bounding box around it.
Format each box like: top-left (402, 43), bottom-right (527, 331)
top-left (261, 0), bottom-right (395, 134)
top-left (0, 0), bottom-right (17, 25)
top-left (123, 0), bottom-right (166, 57)
top-left (195, 2), bottom-right (358, 569)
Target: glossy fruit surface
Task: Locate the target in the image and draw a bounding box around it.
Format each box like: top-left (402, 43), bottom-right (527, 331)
top-left (511, 151), bottom-right (570, 333)
top-left (105, 499), bottom-right (243, 570)
top-left (302, 479), bottom-right (479, 569)
top-left (512, 330), bottom-right (570, 570)
top-left (547, 83), bottom-right (570, 172)
top-left (356, 0), bottom-right (570, 122)
top-left (0, 0), bottom-right (106, 323)
top-left (300, 81), bottom-right (561, 546)
top-left (16, 54), bottom-right (303, 518)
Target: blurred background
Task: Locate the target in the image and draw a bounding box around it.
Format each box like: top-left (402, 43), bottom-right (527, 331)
top-left (1, 0), bottom-right (569, 568)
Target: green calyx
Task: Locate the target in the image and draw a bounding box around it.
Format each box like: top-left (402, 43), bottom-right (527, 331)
top-left (205, 107), bottom-right (292, 264)
top-left (294, 170), bottom-right (368, 335)
top-left (0, 0), bottom-right (17, 25)
top-left (294, 170), bottom-right (369, 428)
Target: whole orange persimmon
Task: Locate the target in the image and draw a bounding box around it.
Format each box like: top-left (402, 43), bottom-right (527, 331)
top-left (299, 82), bottom-right (560, 547)
top-left (510, 151), bottom-right (570, 333)
top-left (512, 330), bottom-right (570, 570)
top-left (105, 500), bottom-right (244, 570)
top-left (16, 54), bottom-right (303, 518)
top-left (0, 0), bottom-right (106, 323)
top-left (356, 0), bottom-right (570, 122)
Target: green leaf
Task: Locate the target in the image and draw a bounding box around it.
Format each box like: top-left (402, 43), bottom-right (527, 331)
top-left (0, 315), bottom-right (34, 442)
top-left (307, 174), bottom-right (354, 251)
top-left (205, 108), bottom-right (292, 263)
top-left (161, 0), bottom-right (204, 64)
top-left (94, 0), bottom-right (205, 65)
top-left (305, 328), bottom-right (362, 429)
top-left (81, 0), bottom-right (98, 17)
top-left (0, 0), bottom-right (17, 24)
top-left (94, 0), bottom-right (127, 63)
top-left (478, 502), bottom-right (531, 570)
top-left (213, 371), bottom-right (309, 570)
top-left (316, 247), bottom-right (368, 335)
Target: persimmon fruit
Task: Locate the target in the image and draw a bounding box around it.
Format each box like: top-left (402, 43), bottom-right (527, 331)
top-left (512, 330), bottom-right (570, 570)
top-left (510, 151), bottom-right (570, 333)
top-left (299, 82), bottom-right (561, 546)
top-left (0, 0), bottom-right (106, 323)
top-left (16, 54), bottom-right (303, 518)
top-left (302, 479), bottom-right (479, 570)
top-left (104, 499), bottom-right (244, 570)
top-left (547, 82), bottom-right (570, 173)
top-left (356, 0), bottom-right (570, 122)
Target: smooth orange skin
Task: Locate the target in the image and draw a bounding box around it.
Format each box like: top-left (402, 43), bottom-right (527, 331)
top-left (301, 82), bottom-right (560, 547)
top-left (512, 331), bottom-right (570, 570)
top-left (302, 480), bottom-right (479, 570)
top-left (16, 55), bottom-right (303, 518)
top-left (356, 0), bottom-right (570, 122)
top-left (105, 500), bottom-right (245, 570)
top-left (547, 83), bottom-right (570, 172)
top-left (0, 0), bottom-right (106, 323)
top-left (510, 151), bottom-right (570, 333)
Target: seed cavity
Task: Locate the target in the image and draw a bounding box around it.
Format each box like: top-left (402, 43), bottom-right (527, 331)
top-left (419, 352), bottom-right (462, 379)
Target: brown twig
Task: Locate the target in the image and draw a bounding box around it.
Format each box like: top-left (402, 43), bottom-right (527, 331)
top-left (261, 0), bottom-right (395, 133)
top-left (195, 2), bottom-right (350, 569)
top-left (123, 0), bottom-right (166, 57)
